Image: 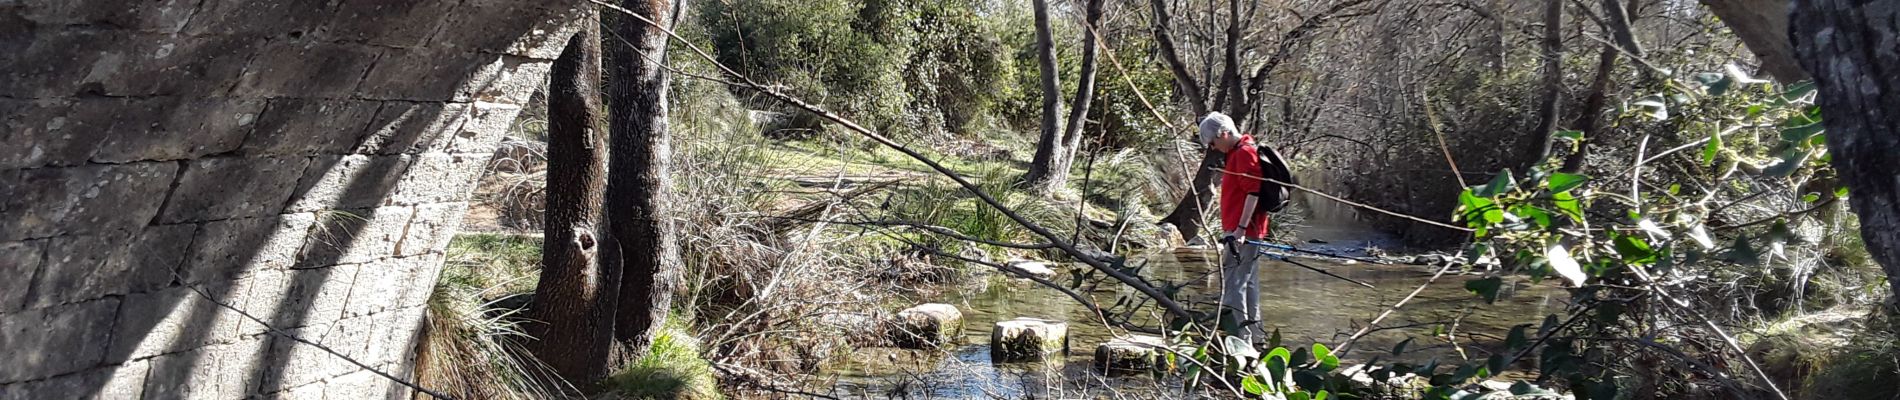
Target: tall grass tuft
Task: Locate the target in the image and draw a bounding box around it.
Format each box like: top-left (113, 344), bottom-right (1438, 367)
top-left (604, 320), bottom-right (722, 400)
top-left (414, 234), bottom-right (565, 399)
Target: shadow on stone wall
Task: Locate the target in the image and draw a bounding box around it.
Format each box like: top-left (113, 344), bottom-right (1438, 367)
top-left (0, 1), bottom-right (583, 398)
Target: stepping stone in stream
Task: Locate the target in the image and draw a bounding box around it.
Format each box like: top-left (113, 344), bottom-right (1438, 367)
top-left (990, 318), bottom-right (1068, 362)
top-left (1003, 260), bottom-right (1056, 280)
top-left (891, 303), bottom-right (962, 349)
top-left (1093, 334), bottom-right (1167, 374)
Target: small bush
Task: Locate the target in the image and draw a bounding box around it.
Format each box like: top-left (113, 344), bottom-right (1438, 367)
top-left (605, 322), bottom-right (722, 400)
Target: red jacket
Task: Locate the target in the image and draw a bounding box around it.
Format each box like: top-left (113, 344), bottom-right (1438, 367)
top-left (1219, 135), bottom-right (1272, 239)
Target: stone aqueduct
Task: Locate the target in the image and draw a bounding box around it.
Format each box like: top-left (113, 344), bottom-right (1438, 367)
top-left (2, 1), bottom-right (590, 398)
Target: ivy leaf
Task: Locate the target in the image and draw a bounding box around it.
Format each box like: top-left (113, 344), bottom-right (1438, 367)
top-left (1725, 64), bottom-right (1768, 83)
top-left (1513, 204), bottom-right (1553, 229)
top-left (1836, 186), bottom-right (1850, 198)
top-left (1294, 370), bottom-right (1326, 392)
top-left (1315, 390), bottom-right (1331, 400)
top-left (1637, 219), bottom-right (1671, 239)
top-left (1553, 191), bottom-right (1584, 222)
top-left (1781, 122), bottom-right (1825, 143)
top-left (1488, 353), bottom-right (1509, 375)
top-left (1224, 336), bottom-right (1260, 360)
top-left (1782, 81), bottom-right (1817, 100)
top-left (1547, 244), bottom-right (1587, 287)
top-left (1632, 95), bottom-right (1669, 120)
top-left (1477, 169), bottom-right (1517, 198)
top-left (1451, 363), bottom-right (1481, 384)
top-left (1614, 234), bottom-right (1658, 264)
top-left (1392, 337), bottom-right (1414, 356)
top-left (1688, 225), bottom-right (1716, 250)
top-left (1241, 375), bottom-right (1267, 395)
top-left (1555, 130), bottom-right (1584, 141)
top-left (1466, 277), bottom-right (1503, 304)
top-left (1547, 173), bottom-right (1588, 194)
top-left (1765, 149), bottom-right (1812, 177)
top-left (1505, 324), bottom-right (1531, 351)
top-left (1457, 189), bottom-right (1493, 223)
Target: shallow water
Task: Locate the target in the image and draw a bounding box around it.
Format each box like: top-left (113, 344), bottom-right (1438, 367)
top-left (825, 227), bottom-right (1567, 399)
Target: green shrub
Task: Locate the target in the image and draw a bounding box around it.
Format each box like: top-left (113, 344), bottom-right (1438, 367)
top-left (605, 322), bottom-right (722, 400)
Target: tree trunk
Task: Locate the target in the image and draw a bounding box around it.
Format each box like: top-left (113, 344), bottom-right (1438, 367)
top-left (1562, 44), bottom-right (1617, 174)
top-left (1791, 0), bottom-right (1900, 303)
top-left (1160, 150), bottom-right (1225, 243)
top-left (1050, 0), bottom-right (1107, 191)
top-left (1701, 0), bottom-right (1808, 82)
top-left (1149, 0), bottom-right (1208, 117)
top-left (1023, 0), bottom-right (1068, 188)
top-left (1562, 0), bottom-right (1642, 173)
top-left (1216, 0), bottom-right (1244, 115)
top-left (527, 15), bottom-right (617, 386)
top-left (1487, 0), bottom-right (1507, 74)
top-left (1602, 0), bottom-right (1645, 63)
top-left (604, 0), bottom-right (682, 359)
top-left (1523, 0), bottom-right (1564, 172)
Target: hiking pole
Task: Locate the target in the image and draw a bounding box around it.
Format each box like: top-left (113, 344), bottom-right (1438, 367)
top-left (1256, 248), bottom-right (1378, 289)
top-left (1246, 240), bottom-right (1388, 264)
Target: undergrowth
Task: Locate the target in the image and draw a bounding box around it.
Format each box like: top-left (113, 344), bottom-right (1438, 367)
top-left (415, 234), bottom-right (560, 399)
top-left (605, 320), bottom-right (723, 400)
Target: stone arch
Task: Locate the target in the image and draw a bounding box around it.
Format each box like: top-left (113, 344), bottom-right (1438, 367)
top-left (0, 1), bottom-right (585, 398)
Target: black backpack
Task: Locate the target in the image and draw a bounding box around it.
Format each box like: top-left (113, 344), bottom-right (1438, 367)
top-left (1253, 142), bottom-right (1296, 213)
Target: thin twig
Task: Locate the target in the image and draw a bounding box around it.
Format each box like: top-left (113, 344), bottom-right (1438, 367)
top-left (1419, 82), bottom-right (1467, 187)
top-left (1334, 261), bottom-right (1459, 356)
top-left (1215, 167), bottom-right (1475, 232)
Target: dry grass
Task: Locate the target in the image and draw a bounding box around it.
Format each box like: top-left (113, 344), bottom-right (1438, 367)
top-left (413, 234), bottom-right (566, 399)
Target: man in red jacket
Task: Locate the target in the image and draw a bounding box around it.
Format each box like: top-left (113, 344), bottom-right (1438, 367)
top-left (1199, 112), bottom-right (1272, 343)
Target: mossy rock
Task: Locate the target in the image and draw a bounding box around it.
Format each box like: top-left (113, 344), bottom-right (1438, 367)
top-left (991, 318), bottom-right (1068, 362)
top-left (891, 303), bottom-right (963, 349)
top-left (1093, 334), bottom-right (1166, 374)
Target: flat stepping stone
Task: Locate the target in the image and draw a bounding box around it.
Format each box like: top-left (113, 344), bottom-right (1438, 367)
top-left (891, 303), bottom-right (962, 349)
top-left (991, 318), bottom-right (1068, 362)
top-left (1093, 334), bottom-right (1167, 373)
top-left (1003, 260), bottom-right (1056, 280)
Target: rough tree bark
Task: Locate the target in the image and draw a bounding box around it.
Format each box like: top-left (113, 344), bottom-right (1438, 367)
top-left (1522, 0), bottom-right (1564, 172)
top-left (1149, 0), bottom-right (1209, 117)
top-left (527, 15), bottom-right (618, 386)
top-left (1701, 0), bottom-right (1808, 82)
top-left (604, 0), bottom-right (682, 359)
top-left (1791, 0), bottom-right (1900, 303)
top-left (1025, 0), bottom-right (1105, 191)
top-left (1023, 0), bottom-right (1068, 189)
top-left (1160, 151), bottom-right (1226, 243)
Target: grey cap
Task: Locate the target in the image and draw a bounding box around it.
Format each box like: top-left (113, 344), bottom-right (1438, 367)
top-left (1197, 112), bottom-right (1237, 146)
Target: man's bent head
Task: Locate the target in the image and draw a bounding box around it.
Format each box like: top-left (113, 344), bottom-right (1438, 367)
top-left (1197, 112), bottom-right (1242, 153)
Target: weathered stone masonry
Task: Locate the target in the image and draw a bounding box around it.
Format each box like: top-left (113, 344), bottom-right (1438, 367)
top-left (1, 1), bottom-right (583, 398)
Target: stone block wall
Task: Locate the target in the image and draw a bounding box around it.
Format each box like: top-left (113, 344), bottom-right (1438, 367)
top-left (0, 1), bottom-right (584, 398)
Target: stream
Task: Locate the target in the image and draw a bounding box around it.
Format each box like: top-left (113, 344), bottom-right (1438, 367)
top-left (824, 192), bottom-right (1569, 398)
